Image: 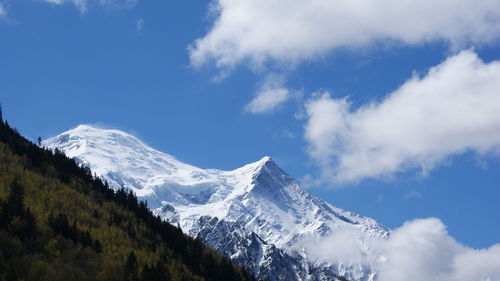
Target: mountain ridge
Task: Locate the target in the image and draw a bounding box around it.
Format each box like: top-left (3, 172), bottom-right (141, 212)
top-left (45, 124), bottom-right (389, 281)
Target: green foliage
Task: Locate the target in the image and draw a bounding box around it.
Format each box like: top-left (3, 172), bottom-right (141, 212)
top-left (0, 118), bottom-right (255, 281)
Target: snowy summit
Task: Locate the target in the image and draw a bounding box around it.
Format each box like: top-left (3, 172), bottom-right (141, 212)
top-left (45, 125), bottom-right (388, 281)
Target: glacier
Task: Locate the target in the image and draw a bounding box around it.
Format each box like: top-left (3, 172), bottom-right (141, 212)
top-left (44, 124), bottom-right (389, 281)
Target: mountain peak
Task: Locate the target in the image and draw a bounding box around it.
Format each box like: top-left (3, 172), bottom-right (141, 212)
top-left (45, 125), bottom-right (389, 281)
top-left (68, 124), bottom-right (107, 134)
top-left (260, 155), bottom-right (272, 163)
top-left (67, 124), bottom-right (133, 138)
top-left (253, 156), bottom-right (273, 168)
top-left (231, 156), bottom-right (276, 177)
top-left (252, 156), bottom-right (286, 177)
top-left (46, 125), bottom-right (147, 153)
top-left (73, 124), bottom-right (97, 130)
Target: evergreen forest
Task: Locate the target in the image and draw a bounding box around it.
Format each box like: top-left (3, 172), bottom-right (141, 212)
top-left (0, 108), bottom-right (255, 281)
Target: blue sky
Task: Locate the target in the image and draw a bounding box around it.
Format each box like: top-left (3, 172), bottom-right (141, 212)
top-left (1, 0), bottom-right (500, 251)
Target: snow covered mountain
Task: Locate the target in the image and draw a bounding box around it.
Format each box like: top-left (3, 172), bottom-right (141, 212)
top-left (44, 125), bottom-right (389, 281)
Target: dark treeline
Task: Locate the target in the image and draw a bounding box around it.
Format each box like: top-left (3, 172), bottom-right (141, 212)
top-left (0, 108), bottom-right (255, 281)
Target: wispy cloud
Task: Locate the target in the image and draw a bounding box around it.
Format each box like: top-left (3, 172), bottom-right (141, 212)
top-left (304, 50), bottom-right (500, 185)
top-left (281, 129), bottom-right (295, 139)
top-left (41, 0), bottom-right (138, 13)
top-left (245, 74), bottom-right (291, 114)
top-left (42, 0), bottom-right (88, 13)
top-left (405, 191), bottom-right (423, 199)
top-left (0, 2), bottom-right (7, 18)
top-left (190, 0), bottom-right (500, 71)
top-left (136, 18), bottom-right (144, 31)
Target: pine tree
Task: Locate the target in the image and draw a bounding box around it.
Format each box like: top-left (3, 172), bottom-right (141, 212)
top-left (0, 250), bottom-right (7, 281)
top-left (94, 239), bottom-right (102, 253)
top-left (124, 252), bottom-right (139, 281)
top-left (21, 207), bottom-right (38, 251)
top-left (6, 179), bottom-right (25, 218)
top-left (5, 266), bottom-right (16, 281)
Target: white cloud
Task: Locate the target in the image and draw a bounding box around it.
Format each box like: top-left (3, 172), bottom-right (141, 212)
top-left (376, 218), bottom-right (461, 281)
top-left (306, 225), bottom-right (368, 264)
top-left (446, 244), bottom-right (500, 281)
top-left (0, 2), bottom-right (7, 17)
top-left (376, 218), bottom-right (500, 281)
top-left (43, 0), bottom-right (88, 13)
top-left (189, 0), bottom-right (500, 70)
top-left (304, 50), bottom-right (500, 184)
top-left (307, 218), bottom-right (500, 281)
top-left (41, 0), bottom-right (137, 13)
top-left (245, 75), bottom-right (291, 114)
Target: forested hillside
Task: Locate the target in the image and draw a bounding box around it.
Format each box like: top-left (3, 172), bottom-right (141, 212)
top-left (0, 111), bottom-right (255, 281)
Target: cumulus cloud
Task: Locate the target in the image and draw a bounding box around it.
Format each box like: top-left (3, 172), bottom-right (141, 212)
top-left (189, 0), bottom-right (500, 70)
top-left (376, 218), bottom-right (461, 281)
top-left (304, 50), bottom-right (500, 184)
top-left (41, 0), bottom-right (137, 13)
top-left (377, 218), bottom-right (500, 281)
top-left (306, 225), bottom-right (368, 264)
top-left (447, 244), bottom-right (500, 281)
top-left (307, 218), bottom-right (500, 281)
top-left (245, 75), bottom-right (291, 114)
